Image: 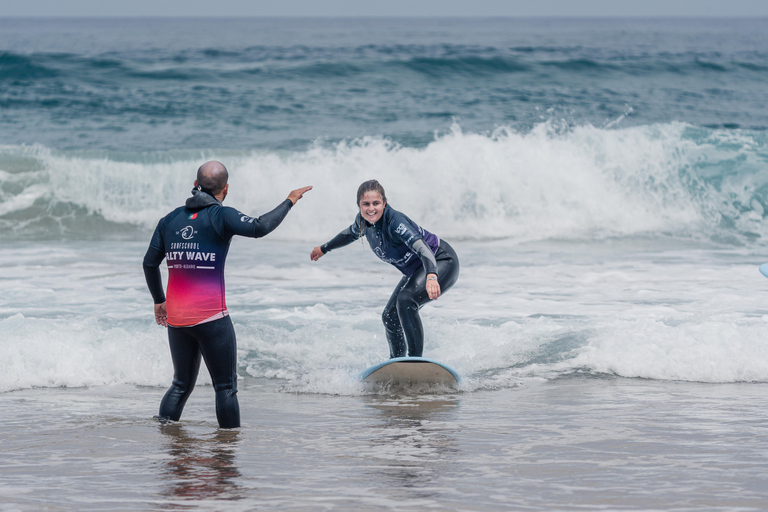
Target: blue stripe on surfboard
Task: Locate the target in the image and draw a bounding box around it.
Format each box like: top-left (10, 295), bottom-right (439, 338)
top-left (760, 263), bottom-right (768, 278)
top-left (358, 356), bottom-right (462, 383)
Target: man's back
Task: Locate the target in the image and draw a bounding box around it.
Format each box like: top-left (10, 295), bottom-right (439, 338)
top-left (148, 202), bottom-right (230, 327)
top-left (143, 189), bottom-right (294, 327)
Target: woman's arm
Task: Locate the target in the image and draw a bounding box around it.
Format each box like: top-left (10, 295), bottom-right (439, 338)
top-left (412, 239), bottom-right (441, 299)
top-left (310, 225), bottom-right (360, 260)
top-left (411, 239), bottom-right (438, 276)
top-left (311, 214), bottom-right (363, 261)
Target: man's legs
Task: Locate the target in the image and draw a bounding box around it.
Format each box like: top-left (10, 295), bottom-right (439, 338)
top-left (196, 316), bottom-right (241, 428)
top-left (159, 327), bottom-right (202, 421)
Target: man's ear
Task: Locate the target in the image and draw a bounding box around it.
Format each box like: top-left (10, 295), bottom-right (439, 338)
top-left (194, 180), bottom-right (198, 187)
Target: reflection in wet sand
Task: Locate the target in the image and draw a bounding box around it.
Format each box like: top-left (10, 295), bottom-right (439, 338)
top-left (158, 424), bottom-right (243, 501)
top-left (362, 396), bottom-right (461, 499)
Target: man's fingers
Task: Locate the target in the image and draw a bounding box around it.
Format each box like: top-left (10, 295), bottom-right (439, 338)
top-left (288, 185), bottom-right (313, 204)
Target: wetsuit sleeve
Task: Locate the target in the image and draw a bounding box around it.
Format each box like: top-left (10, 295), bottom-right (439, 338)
top-left (387, 211), bottom-right (439, 276)
top-left (320, 216), bottom-right (363, 254)
top-left (142, 220), bottom-right (166, 304)
top-left (218, 199), bottom-right (293, 239)
top-left (411, 239), bottom-right (439, 276)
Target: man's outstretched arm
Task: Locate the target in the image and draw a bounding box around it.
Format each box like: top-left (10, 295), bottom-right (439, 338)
top-left (224, 186), bottom-right (312, 238)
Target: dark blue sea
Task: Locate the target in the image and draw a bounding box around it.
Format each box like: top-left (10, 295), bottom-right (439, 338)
top-left (2, 17), bottom-right (768, 152)
top-left (2, 17), bottom-right (768, 511)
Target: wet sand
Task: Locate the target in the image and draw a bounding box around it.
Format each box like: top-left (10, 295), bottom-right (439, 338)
top-left (2, 377), bottom-right (768, 511)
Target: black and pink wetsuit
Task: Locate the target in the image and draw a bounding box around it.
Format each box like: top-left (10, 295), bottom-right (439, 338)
top-left (143, 188), bottom-right (293, 428)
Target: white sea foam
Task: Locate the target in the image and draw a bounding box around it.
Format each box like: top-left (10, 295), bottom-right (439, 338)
top-left (3, 237), bottom-right (768, 393)
top-left (201, 122), bottom-right (767, 243)
top-left (0, 314), bottom-right (173, 393)
top-left (1, 122), bottom-right (767, 243)
top-left (2, 124), bottom-right (768, 393)
top-left (567, 317), bottom-right (768, 383)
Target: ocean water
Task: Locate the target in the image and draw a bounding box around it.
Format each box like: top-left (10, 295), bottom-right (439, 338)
top-left (2, 17), bottom-right (768, 511)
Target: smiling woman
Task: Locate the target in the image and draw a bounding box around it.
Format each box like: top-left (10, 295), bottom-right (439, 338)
top-left (310, 179), bottom-right (460, 359)
top-left (359, 184), bottom-right (387, 225)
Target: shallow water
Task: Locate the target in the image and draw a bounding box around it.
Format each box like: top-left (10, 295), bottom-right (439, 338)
top-left (3, 377), bottom-right (768, 511)
top-left (2, 238), bottom-right (768, 510)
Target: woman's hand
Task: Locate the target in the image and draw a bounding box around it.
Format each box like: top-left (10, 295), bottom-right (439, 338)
top-left (310, 246), bottom-right (324, 261)
top-left (426, 274), bottom-right (441, 300)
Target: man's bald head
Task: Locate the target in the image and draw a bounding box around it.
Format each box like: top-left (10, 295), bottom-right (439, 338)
top-left (196, 161), bottom-right (229, 196)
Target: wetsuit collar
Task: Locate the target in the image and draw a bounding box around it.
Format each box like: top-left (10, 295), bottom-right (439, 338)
top-left (186, 188), bottom-right (222, 210)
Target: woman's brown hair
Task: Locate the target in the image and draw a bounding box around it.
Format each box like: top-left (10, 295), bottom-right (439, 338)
top-left (356, 180), bottom-right (387, 206)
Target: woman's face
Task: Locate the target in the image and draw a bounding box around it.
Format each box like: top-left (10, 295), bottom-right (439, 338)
top-left (359, 191), bottom-right (386, 224)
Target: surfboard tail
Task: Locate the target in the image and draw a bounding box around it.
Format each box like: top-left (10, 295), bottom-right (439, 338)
top-left (359, 357), bottom-right (461, 387)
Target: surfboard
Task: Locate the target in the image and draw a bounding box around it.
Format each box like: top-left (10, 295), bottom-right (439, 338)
top-left (759, 263), bottom-right (768, 278)
top-left (359, 357), bottom-right (461, 387)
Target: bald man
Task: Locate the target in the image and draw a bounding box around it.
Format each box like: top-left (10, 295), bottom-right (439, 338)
top-left (143, 161), bottom-right (311, 428)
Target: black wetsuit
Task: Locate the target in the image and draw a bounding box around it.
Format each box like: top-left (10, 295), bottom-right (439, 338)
top-left (143, 188), bottom-right (293, 428)
top-left (320, 204), bottom-right (459, 357)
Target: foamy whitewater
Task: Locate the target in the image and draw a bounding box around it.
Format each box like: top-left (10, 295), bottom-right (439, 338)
top-left (3, 123), bottom-right (768, 393)
top-left (2, 17), bottom-right (768, 512)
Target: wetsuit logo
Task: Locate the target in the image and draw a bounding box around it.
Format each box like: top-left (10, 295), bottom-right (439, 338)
top-left (395, 223), bottom-right (408, 236)
top-left (181, 226), bottom-right (195, 240)
top-left (373, 246), bottom-right (412, 265)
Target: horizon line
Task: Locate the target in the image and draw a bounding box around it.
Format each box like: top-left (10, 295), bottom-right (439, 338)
top-left (2, 14), bottom-right (768, 19)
